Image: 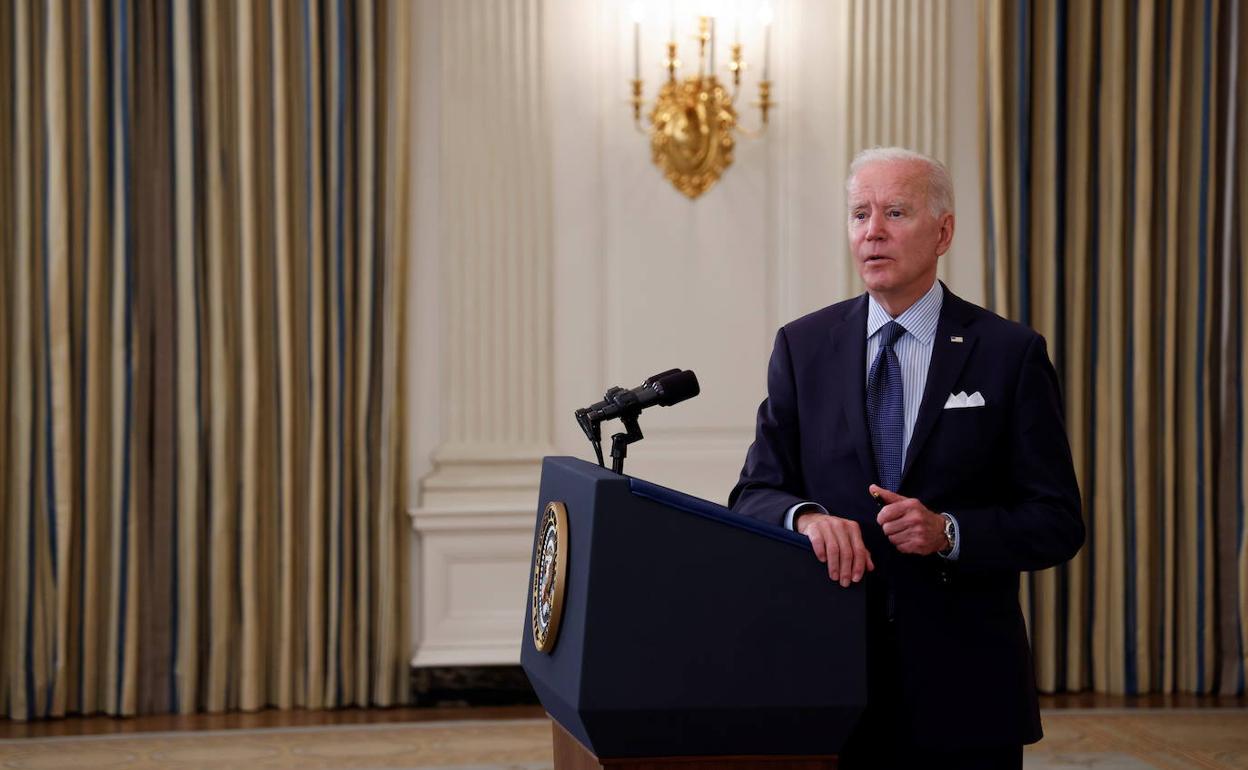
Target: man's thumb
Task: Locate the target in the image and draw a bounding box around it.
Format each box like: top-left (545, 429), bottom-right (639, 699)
top-left (869, 484), bottom-right (903, 503)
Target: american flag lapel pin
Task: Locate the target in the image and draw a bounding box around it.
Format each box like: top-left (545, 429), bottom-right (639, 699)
top-left (950, 336), bottom-right (964, 343)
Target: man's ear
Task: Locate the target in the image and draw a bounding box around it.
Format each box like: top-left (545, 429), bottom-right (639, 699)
top-left (935, 213), bottom-right (956, 257)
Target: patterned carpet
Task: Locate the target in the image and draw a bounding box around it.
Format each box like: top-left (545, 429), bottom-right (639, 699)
top-left (1, 711), bottom-right (1246, 769)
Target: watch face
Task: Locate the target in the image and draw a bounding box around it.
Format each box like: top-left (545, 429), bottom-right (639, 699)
top-left (531, 501), bottom-right (569, 653)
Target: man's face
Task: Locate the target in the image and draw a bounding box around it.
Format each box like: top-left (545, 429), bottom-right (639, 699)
top-left (847, 159), bottom-right (954, 310)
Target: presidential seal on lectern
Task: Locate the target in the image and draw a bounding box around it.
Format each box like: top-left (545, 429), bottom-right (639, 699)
top-left (531, 500), bottom-right (568, 653)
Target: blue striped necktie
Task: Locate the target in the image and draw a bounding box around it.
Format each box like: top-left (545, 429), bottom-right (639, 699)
top-left (867, 321), bottom-right (907, 492)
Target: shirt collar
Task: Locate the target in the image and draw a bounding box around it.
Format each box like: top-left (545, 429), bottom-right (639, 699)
top-left (866, 280), bottom-right (943, 346)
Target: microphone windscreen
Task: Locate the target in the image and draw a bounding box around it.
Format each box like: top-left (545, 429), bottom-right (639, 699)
top-left (654, 370), bottom-right (700, 406)
top-left (643, 369), bottom-right (682, 388)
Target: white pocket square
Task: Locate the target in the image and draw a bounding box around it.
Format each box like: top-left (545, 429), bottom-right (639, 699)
top-left (944, 391), bottom-right (986, 409)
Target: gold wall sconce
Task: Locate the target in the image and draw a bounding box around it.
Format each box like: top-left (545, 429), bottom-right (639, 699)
top-left (629, 3), bottom-right (775, 200)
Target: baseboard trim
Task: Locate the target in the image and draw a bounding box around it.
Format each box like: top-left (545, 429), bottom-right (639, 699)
top-left (410, 665), bottom-right (539, 707)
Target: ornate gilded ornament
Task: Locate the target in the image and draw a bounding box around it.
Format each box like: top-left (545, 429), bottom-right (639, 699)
top-left (627, 15), bottom-right (775, 200)
top-left (531, 501), bottom-right (569, 654)
top-left (649, 77), bottom-right (737, 199)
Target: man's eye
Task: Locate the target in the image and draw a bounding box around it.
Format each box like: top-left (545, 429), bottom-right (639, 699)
top-left (853, 211), bottom-right (868, 220)
top-left (888, 209), bottom-right (904, 218)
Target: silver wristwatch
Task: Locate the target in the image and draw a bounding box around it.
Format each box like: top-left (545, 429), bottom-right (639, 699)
top-left (939, 512), bottom-right (956, 556)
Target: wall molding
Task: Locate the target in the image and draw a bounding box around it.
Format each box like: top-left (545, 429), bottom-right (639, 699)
top-left (407, 0), bottom-right (983, 669)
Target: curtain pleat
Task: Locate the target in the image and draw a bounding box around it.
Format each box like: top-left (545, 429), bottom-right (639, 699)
top-left (171, 0), bottom-right (199, 716)
top-left (269, 0), bottom-right (296, 712)
top-left (0, 0), bottom-right (12, 721)
top-left (1238, 0), bottom-right (1248, 700)
top-left (377, 0), bottom-right (410, 704)
top-left (10, 0), bottom-right (37, 722)
top-left (1212, 0), bottom-right (1243, 699)
top-left (303, 0), bottom-right (328, 711)
top-left (2, 0), bottom-right (410, 720)
top-left (982, 0), bottom-right (1247, 694)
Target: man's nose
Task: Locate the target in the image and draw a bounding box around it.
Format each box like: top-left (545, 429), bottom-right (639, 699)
top-left (865, 211), bottom-right (886, 240)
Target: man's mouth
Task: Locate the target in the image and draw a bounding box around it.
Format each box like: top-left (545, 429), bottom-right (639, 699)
top-left (865, 255), bottom-right (891, 263)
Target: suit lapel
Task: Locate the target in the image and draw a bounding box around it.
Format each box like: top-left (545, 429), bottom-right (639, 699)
top-left (900, 287), bottom-right (977, 485)
top-left (829, 296), bottom-right (875, 483)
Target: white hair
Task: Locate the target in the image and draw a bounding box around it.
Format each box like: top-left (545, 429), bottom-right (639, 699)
top-left (846, 146), bottom-right (955, 218)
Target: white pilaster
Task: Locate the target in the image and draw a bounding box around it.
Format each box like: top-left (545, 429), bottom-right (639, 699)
top-left (409, 0), bottom-right (554, 667)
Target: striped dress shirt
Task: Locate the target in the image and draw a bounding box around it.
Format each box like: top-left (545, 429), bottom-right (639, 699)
top-left (784, 279), bottom-right (960, 559)
top-left (864, 278), bottom-right (943, 456)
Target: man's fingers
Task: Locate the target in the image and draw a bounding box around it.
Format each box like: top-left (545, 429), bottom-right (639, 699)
top-left (836, 526), bottom-right (855, 588)
top-left (802, 518), bottom-right (875, 584)
top-left (807, 529), bottom-right (828, 563)
top-left (893, 520), bottom-right (936, 554)
top-left (897, 501), bottom-right (942, 556)
top-left (887, 507), bottom-right (933, 538)
top-left (882, 507), bottom-right (917, 536)
top-left (814, 523), bottom-right (839, 579)
top-left (826, 525), bottom-right (849, 582)
top-left (877, 500), bottom-right (910, 525)
top-left (848, 525), bottom-right (870, 583)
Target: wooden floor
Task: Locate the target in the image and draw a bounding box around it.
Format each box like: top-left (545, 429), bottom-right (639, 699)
top-left (0, 693), bottom-right (1245, 741)
top-left (2, 699), bottom-right (1248, 770)
top-left (1039, 692), bottom-right (1248, 709)
top-left (0, 704), bottom-right (547, 739)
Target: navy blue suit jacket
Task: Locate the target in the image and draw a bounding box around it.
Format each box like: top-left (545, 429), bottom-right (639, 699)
top-left (729, 284), bottom-right (1084, 749)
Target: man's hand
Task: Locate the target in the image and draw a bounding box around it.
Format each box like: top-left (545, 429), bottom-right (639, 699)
top-left (796, 511), bottom-right (874, 588)
top-left (872, 485), bottom-right (948, 555)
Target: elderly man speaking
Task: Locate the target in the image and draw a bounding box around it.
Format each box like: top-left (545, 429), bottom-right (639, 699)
top-left (729, 147), bottom-right (1084, 769)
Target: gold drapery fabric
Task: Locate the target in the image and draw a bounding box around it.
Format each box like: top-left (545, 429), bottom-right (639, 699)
top-left (1, 0), bottom-right (412, 718)
top-left (980, 0), bottom-right (1247, 693)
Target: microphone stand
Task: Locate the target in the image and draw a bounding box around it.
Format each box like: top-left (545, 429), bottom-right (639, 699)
top-left (575, 385), bottom-right (647, 475)
top-left (609, 410), bottom-right (644, 475)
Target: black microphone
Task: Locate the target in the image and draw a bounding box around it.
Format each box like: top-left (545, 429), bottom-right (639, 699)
top-left (575, 369), bottom-right (700, 429)
top-left (574, 369), bottom-right (701, 473)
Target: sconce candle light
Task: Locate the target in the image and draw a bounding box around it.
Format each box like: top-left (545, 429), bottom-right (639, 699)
top-left (629, 2), bottom-right (775, 199)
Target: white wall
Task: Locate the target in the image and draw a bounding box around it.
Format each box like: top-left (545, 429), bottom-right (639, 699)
top-left (408, 0), bottom-right (985, 667)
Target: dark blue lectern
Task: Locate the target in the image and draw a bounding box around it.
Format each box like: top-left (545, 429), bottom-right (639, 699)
top-left (521, 457), bottom-right (866, 769)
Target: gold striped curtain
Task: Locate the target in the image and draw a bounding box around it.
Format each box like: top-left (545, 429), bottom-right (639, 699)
top-left (981, 0), bottom-right (1247, 694)
top-left (0, 0), bottom-right (412, 719)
